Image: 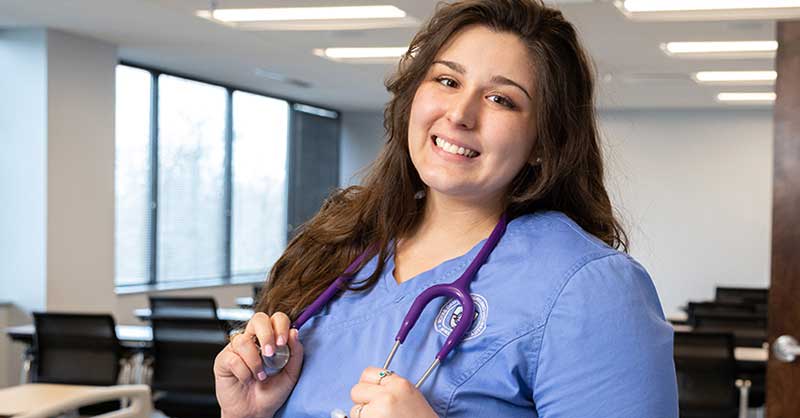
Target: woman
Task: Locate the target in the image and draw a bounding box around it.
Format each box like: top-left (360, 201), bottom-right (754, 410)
top-left (214, 0), bottom-right (678, 417)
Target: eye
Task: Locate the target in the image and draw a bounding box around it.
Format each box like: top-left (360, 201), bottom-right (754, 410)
top-left (489, 95), bottom-right (516, 109)
top-left (434, 76), bottom-right (459, 88)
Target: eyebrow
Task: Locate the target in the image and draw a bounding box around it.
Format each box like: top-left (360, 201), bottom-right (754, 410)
top-left (432, 60), bottom-right (532, 101)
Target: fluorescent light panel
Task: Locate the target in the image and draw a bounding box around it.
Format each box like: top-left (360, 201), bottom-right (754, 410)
top-left (662, 41), bottom-right (777, 59)
top-left (616, 0), bottom-right (800, 20)
top-left (209, 6), bottom-right (406, 22)
top-left (195, 5), bottom-right (418, 31)
top-left (717, 92), bottom-right (776, 102)
top-left (693, 70), bottom-right (777, 85)
top-left (622, 0), bottom-right (800, 12)
top-left (315, 47), bottom-right (408, 59)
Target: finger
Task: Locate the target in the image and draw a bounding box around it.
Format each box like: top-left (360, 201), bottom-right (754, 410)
top-left (282, 328), bottom-right (304, 381)
top-left (350, 382), bottom-right (384, 405)
top-left (217, 347), bottom-right (255, 384)
top-left (358, 366), bottom-right (384, 384)
top-left (246, 312), bottom-right (276, 357)
top-left (230, 332), bottom-right (267, 381)
top-left (271, 312), bottom-right (291, 347)
top-left (358, 366), bottom-right (397, 386)
top-left (349, 403), bottom-right (367, 418)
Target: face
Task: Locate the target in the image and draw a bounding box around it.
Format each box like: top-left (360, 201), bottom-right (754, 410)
top-left (407, 24), bottom-right (538, 206)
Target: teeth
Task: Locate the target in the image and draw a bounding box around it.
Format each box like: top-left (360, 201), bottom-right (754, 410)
top-left (433, 135), bottom-right (478, 158)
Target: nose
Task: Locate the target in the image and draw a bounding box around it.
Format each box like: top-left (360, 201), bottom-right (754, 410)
top-left (445, 90), bottom-right (479, 130)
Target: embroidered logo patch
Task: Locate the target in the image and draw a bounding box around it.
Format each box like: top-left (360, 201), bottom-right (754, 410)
top-left (434, 293), bottom-right (488, 341)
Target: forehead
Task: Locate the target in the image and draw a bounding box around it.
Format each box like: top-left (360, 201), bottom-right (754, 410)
top-left (434, 25), bottom-right (534, 86)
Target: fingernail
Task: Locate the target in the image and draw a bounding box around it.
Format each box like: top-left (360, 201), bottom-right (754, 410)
top-left (263, 344), bottom-right (274, 357)
top-left (257, 371), bottom-right (266, 381)
top-left (276, 335), bottom-right (286, 346)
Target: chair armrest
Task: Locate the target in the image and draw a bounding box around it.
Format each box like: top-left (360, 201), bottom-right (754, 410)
top-left (16, 384), bottom-right (151, 418)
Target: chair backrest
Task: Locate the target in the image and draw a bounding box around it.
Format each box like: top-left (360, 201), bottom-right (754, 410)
top-left (673, 331), bottom-right (738, 417)
top-left (150, 317), bottom-right (229, 393)
top-left (687, 302), bottom-right (767, 326)
top-left (693, 314), bottom-right (768, 330)
top-left (715, 287), bottom-right (768, 305)
top-left (148, 296), bottom-right (218, 320)
top-left (32, 312), bottom-right (121, 386)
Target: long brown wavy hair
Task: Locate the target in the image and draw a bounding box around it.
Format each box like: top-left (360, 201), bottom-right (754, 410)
top-left (258, 0), bottom-right (628, 319)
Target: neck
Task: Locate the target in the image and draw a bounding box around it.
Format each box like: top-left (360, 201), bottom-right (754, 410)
top-left (415, 190), bottom-right (505, 245)
top-left (391, 190), bottom-right (505, 284)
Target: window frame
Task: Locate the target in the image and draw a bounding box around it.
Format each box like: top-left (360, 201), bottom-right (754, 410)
top-left (115, 61), bottom-right (339, 294)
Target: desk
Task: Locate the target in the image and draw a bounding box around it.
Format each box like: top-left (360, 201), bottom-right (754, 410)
top-left (133, 308), bottom-right (253, 323)
top-left (5, 324), bottom-right (152, 347)
top-left (735, 346), bottom-right (769, 363)
top-left (236, 296), bottom-right (254, 309)
top-left (667, 311), bottom-right (688, 324)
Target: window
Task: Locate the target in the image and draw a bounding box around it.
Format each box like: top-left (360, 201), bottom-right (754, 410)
top-left (114, 66), bottom-right (152, 286)
top-left (113, 64), bottom-right (306, 289)
top-left (231, 92), bottom-right (289, 278)
top-left (157, 75), bottom-right (227, 282)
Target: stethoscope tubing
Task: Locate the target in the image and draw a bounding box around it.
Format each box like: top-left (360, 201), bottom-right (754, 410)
top-left (290, 212), bottom-right (509, 387)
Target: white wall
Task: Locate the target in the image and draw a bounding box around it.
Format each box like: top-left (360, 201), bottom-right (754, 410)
top-left (0, 28), bottom-right (48, 314)
top-left (44, 29), bottom-right (118, 314)
top-left (339, 109), bottom-right (774, 316)
top-left (600, 109), bottom-right (773, 316)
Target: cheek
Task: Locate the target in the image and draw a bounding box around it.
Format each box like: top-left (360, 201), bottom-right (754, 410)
top-left (488, 124), bottom-right (537, 174)
top-left (409, 87), bottom-right (443, 137)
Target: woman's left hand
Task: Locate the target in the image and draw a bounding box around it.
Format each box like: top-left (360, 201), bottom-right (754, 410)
top-left (349, 366), bottom-right (438, 418)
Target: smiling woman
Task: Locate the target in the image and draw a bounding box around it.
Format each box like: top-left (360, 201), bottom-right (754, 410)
top-left (213, 1), bottom-right (679, 417)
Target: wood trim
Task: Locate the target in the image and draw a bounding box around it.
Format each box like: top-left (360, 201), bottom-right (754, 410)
top-left (767, 20), bottom-right (800, 418)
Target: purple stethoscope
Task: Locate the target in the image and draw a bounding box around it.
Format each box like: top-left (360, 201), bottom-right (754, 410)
top-left (260, 213), bottom-right (508, 415)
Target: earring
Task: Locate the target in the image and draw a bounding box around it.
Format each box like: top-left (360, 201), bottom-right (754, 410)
top-left (414, 190), bottom-right (426, 199)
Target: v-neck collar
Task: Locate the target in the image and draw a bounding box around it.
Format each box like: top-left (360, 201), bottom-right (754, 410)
top-left (378, 236), bottom-right (490, 298)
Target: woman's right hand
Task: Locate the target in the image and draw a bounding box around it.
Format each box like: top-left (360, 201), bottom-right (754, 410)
top-left (214, 311), bottom-right (305, 418)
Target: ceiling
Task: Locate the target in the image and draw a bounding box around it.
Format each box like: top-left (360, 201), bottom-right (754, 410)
top-left (0, 0), bottom-right (779, 112)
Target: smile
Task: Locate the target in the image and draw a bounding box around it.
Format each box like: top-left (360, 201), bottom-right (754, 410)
top-left (432, 135), bottom-right (480, 158)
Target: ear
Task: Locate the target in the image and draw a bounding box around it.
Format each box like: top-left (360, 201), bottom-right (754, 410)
top-left (528, 155), bottom-right (543, 166)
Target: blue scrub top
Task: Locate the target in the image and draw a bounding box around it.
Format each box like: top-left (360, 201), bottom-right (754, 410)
top-left (275, 211), bottom-right (679, 417)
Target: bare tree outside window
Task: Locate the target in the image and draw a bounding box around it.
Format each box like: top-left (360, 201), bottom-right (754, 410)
top-left (114, 65), bottom-right (152, 286)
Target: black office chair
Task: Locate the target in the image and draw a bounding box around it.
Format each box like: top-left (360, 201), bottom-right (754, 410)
top-left (32, 312), bottom-right (130, 414)
top-left (715, 287), bottom-right (768, 306)
top-left (674, 331), bottom-right (748, 418)
top-left (149, 317), bottom-right (228, 418)
top-left (149, 296), bottom-right (219, 320)
top-left (692, 314), bottom-right (767, 348)
top-left (687, 301), bottom-right (762, 319)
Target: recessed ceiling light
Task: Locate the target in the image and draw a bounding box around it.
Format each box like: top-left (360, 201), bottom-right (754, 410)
top-left (196, 5), bottom-right (418, 31)
top-left (615, 0), bottom-right (800, 21)
top-left (662, 41), bottom-right (778, 59)
top-left (717, 92), bottom-right (776, 103)
top-left (693, 70), bottom-right (777, 85)
top-left (313, 47), bottom-right (409, 63)
top-left (207, 5), bottom-right (406, 22)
